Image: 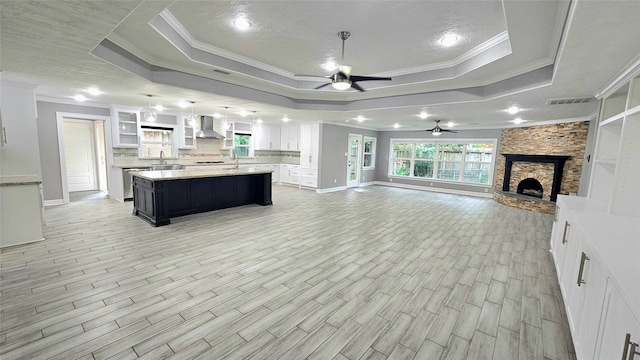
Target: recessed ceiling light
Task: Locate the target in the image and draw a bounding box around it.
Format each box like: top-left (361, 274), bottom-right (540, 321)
top-left (213, 113), bottom-right (222, 119)
top-left (257, 119), bottom-right (263, 124)
top-left (393, 123), bottom-right (400, 129)
top-left (73, 94), bottom-right (87, 102)
top-left (153, 105), bottom-right (165, 112)
top-left (507, 106), bottom-right (520, 115)
top-left (446, 121), bottom-right (455, 127)
top-left (512, 118), bottom-right (525, 124)
top-left (238, 110), bottom-right (249, 117)
top-left (233, 17), bottom-right (251, 30)
top-left (282, 116), bottom-right (290, 123)
top-left (419, 110), bottom-right (428, 119)
top-left (86, 87), bottom-right (101, 96)
top-left (439, 33), bottom-right (460, 47)
top-left (323, 61), bottom-right (337, 71)
top-left (178, 101), bottom-right (190, 109)
top-left (355, 115), bottom-right (366, 122)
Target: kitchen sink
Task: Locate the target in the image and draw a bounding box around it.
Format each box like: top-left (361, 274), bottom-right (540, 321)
top-left (151, 164), bottom-right (186, 171)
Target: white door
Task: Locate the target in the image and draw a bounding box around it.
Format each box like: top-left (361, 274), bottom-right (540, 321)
top-left (347, 134), bottom-right (362, 188)
top-left (63, 119), bottom-right (97, 192)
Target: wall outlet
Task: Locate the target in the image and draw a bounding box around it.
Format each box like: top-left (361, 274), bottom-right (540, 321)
top-left (430, 182), bottom-right (433, 186)
top-left (485, 188), bottom-right (489, 193)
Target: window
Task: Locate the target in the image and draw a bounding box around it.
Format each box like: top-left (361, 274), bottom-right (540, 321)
top-left (363, 137), bottom-right (377, 169)
top-left (389, 139), bottom-right (495, 185)
top-left (139, 126), bottom-right (173, 158)
top-left (234, 133), bottom-right (251, 157)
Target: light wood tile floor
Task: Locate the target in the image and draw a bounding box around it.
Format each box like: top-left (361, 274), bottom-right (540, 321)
top-left (0, 185), bottom-right (576, 359)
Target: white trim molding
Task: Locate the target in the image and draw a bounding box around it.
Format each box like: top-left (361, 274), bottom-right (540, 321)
top-left (374, 181), bottom-right (493, 199)
top-left (44, 199), bottom-right (65, 207)
top-left (316, 186), bottom-right (347, 194)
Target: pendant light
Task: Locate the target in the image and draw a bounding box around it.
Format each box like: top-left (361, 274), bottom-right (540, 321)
top-left (143, 95), bottom-right (157, 122)
top-left (187, 101), bottom-right (197, 126)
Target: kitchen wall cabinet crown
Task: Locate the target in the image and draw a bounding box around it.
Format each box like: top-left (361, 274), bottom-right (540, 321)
top-left (280, 124), bottom-right (300, 151)
top-left (111, 107), bottom-right (141, 148)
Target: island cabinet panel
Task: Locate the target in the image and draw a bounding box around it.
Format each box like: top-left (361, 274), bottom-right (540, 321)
top-left (189, 178), bottom-right (214, 211)
top-left (133, 171), bottom-right (272, 226)
top-left (214, 176), bottom-right (236, 208)
top-left (167, 180), bottom-right (191, 216)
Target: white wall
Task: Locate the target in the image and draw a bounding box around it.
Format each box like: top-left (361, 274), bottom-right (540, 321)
top-left (0, 80), bottom-right (42, 177)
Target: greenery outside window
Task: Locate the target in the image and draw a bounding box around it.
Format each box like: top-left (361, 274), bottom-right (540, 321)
top-left (234, 133), bottom-right (251, 157)
top-left (363, 137), bottom-right (377, 169)
top-left (390, 140), bottom-right (495, 185)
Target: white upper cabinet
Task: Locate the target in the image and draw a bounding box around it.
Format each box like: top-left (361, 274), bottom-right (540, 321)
top-left (280, 124), bottom-right (300, 151)
top-left (300, 123), bottom-right (319, 170)
top-left (179, 115), bottom-right (196, 149)
top-left (255, 124), bottom-right (280, 150)
top-left (111, 107), bottom-right (140, 148)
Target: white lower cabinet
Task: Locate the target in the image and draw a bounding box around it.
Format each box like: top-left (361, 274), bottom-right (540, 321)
top-left (596, 281), bottom-right (640, 360)
top-left (552, 195), bottom-right (640, 360)
top-left (280, 164), bottom-right (299, 185)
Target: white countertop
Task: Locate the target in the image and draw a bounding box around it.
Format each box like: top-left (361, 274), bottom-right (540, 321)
top-left (0, 175), bottom-right (42, 186)
top-left (130, 167), bottom-right (273, 180)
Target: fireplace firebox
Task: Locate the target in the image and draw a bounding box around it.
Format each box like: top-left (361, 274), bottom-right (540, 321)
top-left (517, 178), bottom-right (544, 198)
top-left (501, 154), bottom-right (571, 202)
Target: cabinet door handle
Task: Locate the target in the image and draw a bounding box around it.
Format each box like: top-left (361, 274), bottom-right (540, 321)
top-left (554, 206), bottom-right (560, 222)
top-left (562, 220), bottom-right (570, 245)
top-left (576, 252), bottom-right (589, 287)
top-left (623, 333), bottom-right (640, 360)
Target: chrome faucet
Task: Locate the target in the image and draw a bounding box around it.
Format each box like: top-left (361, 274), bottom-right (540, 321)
top-left (159, 151), bottom-right (166, 164)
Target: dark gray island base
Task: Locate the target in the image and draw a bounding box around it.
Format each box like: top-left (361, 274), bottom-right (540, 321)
top-left (131, 168), bottom-right (273, 226)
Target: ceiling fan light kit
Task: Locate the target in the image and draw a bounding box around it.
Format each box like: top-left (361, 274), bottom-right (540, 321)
top-left (305, 31), bottom-right (391, 92)
top-left (424, 120), bottom-right (458, 136)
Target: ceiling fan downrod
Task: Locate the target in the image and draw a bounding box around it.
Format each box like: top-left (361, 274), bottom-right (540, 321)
top-left (338, 31), bottom-right (350, 63)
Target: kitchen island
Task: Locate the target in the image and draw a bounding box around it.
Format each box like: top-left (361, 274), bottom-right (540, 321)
top-left (131, 167), bottom-right (272, 226)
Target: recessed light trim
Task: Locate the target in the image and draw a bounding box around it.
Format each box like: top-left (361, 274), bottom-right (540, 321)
top-left (213, 113), bottom-right (222, 119)
top-left (282, 116), bottom-right (290, 123)
top-left (153, 105), bottom-right (165, 112)
top-left (322, 61), bottom-right (337, 71)
top-left (233, 17), bottom-right (251, 30)
top-left (238, 110), bottom-right (249, 117)
top-left (419, 110), bottom-right (428, 119)
top-left (355, 115), bottom-right (366, 122)
top-left (393, 123), bottom-right (400, 129)
top-left (446, 121), bottom-right (455, 127)
top-left (73, 94), bottom-right (87, 102)
top-left (177, 101), bottom-right (189, 109)
top-left (439, 33), bottom-right (460, 47)
top-left (512, 118), bottom-right (525, 124)
top-left (86, 87), bottom-right (101, 96)
top-left (507, 106), bottom-right (520, 115)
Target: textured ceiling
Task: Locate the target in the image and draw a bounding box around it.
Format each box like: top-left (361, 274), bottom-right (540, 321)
top-left (2, 1), bottom-right (640, 130)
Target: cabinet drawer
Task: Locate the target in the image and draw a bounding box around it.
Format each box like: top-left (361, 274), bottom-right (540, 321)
top-left (290, 169), bottom-right (300, 176)
top-left (299, 176), bottom-right (317, 188)
top-left (300, 169), bottom-right (317, 178)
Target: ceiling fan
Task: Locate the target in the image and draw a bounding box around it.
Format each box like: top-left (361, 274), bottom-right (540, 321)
top-left (299, 31), bottom-right (392, 92)
top-left (425, 120), bottom-right (457, 136)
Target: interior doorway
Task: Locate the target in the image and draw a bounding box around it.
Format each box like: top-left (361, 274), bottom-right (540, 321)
top-left (57, 113), bottom-right (110, 204)
top-left (346, 134), bottom-right (363, 188)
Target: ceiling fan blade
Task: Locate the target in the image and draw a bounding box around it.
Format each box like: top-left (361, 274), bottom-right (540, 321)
top-left (351, 82), bottom-right (365, 92)
top-left (349, 75), bottom-right (392, 82)
top-left (314, 82), bottom-right (332, 90)
top-left (295, 74), bottom-right (331, 80)
top-left (440, 129), bottom-right (458, 133)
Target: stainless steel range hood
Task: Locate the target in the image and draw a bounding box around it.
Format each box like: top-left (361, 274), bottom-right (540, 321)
top-left (196, 116), bottom-right (225, 139)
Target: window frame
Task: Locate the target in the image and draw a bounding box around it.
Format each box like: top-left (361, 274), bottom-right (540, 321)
top-left (363, 136), bottom-right (377, 170)
top-left (232, 122), bottom-right (254, 158)
top-left (138, 124), bottom-right (176, 159)
top-left (388, 138), bottom-right (497, 186)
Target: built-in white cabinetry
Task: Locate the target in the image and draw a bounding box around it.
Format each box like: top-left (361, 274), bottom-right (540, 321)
top-left (178, 115), bottom-right (196, 149)
top-left (223, 121), bottom-right (235, 149)
top-left (551, 195), bottom-right (640, 360)
top-left (255, 124), bottom-right (280, 150)
top-left (589, 74), bottom-right (640, 217)
top-left (280, 124), bottom-right (300, 151)
top-left (111, 107), bottom-right (140, 148)
top-left (299, 123), bottom-right (319, 188)
top-left (280, 164), bottom-right (299, 185)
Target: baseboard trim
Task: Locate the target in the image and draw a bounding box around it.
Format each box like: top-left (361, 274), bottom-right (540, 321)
top-left (373, 181), bottom-right (493, 198)
top-left (359, 182), bottom-right (375, 187)
top-left (316, 186), bottom-right (347, 194)
top-left (44, 199), bottom-right (65, 207)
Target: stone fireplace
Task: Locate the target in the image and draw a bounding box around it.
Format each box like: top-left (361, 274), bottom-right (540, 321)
top-left (493, 122), bottom-right (589, 214)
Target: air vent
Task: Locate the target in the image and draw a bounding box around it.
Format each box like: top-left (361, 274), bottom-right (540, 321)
top-left (213, 69), bottom-right (230, 75)
top-left (546, 97), bottom-right (594, 105)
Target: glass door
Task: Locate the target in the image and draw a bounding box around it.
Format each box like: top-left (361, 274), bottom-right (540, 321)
top-left (347, 134), bottom-right (362, 188)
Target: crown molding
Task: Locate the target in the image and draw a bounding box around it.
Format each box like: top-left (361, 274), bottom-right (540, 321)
top-left (595, 53), bottom-right (640, 99)
top-left (36, 95), bottom-right (111, 108)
